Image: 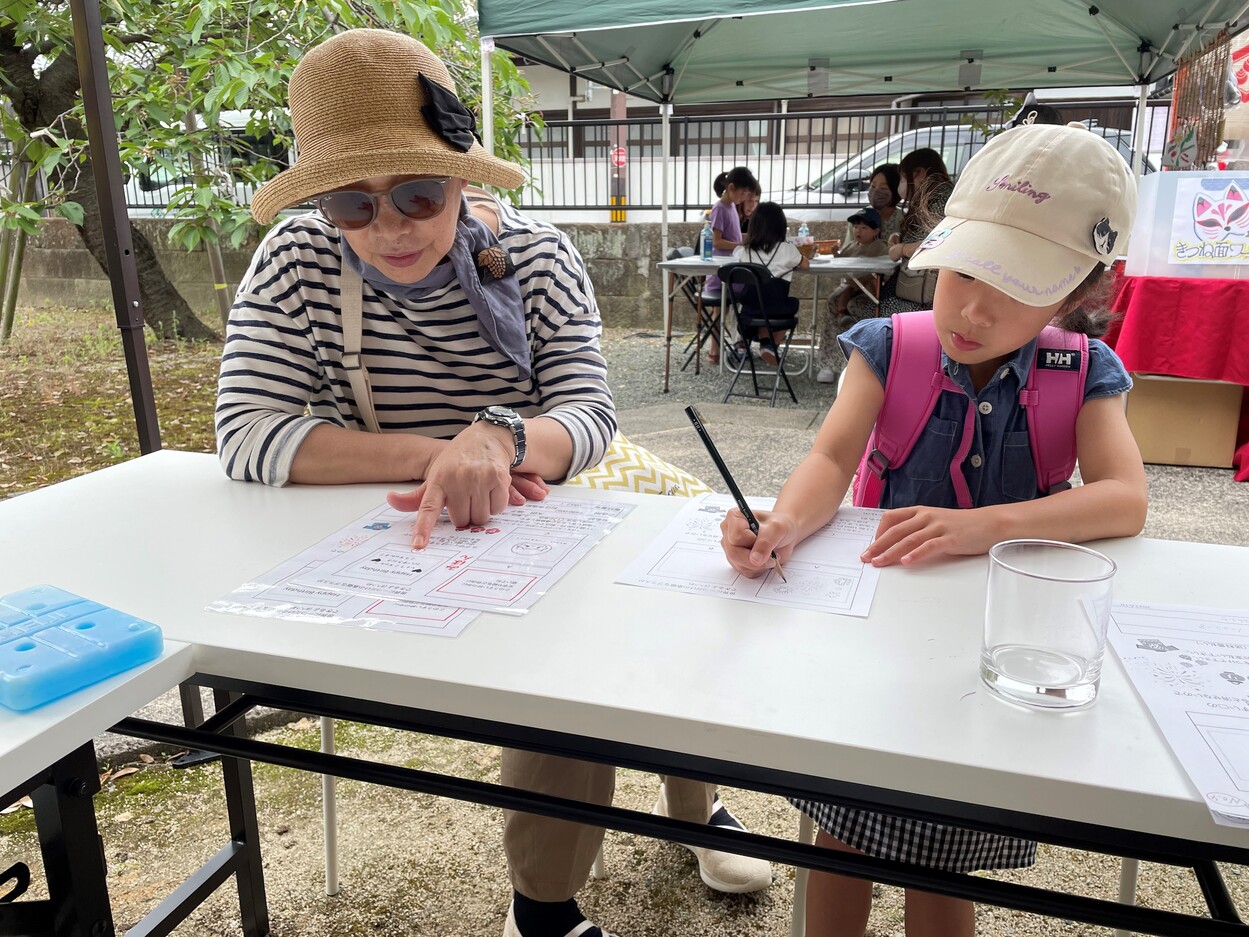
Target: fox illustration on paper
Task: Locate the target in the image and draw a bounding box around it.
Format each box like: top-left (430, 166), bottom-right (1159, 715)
top-left (1193, 182), bottom-right (1249, 241)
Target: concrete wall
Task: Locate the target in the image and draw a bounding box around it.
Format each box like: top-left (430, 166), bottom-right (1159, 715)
top-left (21, 217), bottom-right (847, 329)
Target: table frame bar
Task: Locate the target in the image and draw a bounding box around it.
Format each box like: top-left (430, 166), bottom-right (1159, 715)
top-left (105, 674), bottom-right (1248, 937)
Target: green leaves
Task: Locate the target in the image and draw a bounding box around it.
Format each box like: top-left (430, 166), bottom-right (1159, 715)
top-left (1, 0), bottom-right (537, 244)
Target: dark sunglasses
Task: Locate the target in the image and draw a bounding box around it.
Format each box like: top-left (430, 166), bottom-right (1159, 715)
top-left (314, 177), bottom-right (451, 230)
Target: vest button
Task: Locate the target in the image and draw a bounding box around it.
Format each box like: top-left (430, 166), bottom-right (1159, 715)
top-left (970, 454), bottom-right (983, 468)
top-left (977, 401), bottom-right (993, 415)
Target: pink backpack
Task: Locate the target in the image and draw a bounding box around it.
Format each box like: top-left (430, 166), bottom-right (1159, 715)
top-left (852, 310), bottom-right (1088, 509)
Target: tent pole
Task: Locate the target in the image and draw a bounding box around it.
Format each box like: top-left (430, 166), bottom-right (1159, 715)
top-left (661, 104), bottom-right (670, 260)
top-left (1131, 82), bottom-right (1149, 177)
top-left (481, 36), bottom-right (495, 155)
top-left (68, 0), bottom-right (161, 453)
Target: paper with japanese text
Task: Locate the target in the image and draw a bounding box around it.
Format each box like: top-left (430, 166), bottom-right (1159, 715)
top-left (1108, 602), bottom-right (1249, 827)
top-left (295, 493), bottom-right (634, 615)
top-left (208, 502), bottom-right (479, 638)
top-left (615, 493), bottom-right (884, 617)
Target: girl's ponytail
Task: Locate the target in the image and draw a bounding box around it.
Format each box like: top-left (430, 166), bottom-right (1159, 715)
top-left (713, 172), bottom-right (729, 197)
top-left (1055, 264), bottom-right (1117, 337)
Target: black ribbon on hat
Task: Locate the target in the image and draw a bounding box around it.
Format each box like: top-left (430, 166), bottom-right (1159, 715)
top-left (419, 73), bottom-right (480, 152)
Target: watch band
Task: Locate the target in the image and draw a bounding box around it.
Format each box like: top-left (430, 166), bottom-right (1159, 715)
top-left (474, 407), bottom-right (526, 468)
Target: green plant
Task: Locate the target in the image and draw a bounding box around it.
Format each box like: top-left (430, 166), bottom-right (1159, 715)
top-left (961, 90), bottom-right (1025, 140)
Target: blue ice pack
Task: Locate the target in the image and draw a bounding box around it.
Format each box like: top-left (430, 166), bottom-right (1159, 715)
top-left (0, 585), bottom-right (164, 712)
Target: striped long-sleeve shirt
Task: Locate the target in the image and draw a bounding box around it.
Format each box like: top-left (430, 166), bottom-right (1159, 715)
top-left (215, 204), bottom-right (616, 486)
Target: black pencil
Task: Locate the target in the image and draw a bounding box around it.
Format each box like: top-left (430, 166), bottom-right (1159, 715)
top-left (685, 405), bottom-right (786, 582)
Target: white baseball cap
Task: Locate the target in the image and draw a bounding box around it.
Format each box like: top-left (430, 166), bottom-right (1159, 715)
top-left (908, 121), bottom-right (1137, 306)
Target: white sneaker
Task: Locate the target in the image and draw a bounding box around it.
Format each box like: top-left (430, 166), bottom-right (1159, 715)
top-left (504, 903), bottom-right (619, 937)
top-left (816, 367), bottom-right (839, 384)
top-left (652, 785), bottom-right (773, 893)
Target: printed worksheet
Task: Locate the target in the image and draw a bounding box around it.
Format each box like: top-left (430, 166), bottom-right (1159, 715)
top-left (615, 493), bottom-right (884, 617)
top-left (208, 503), bottom-right (479, 637)
top-left (1108, 602), bottom-right (1249, 827)
top-left (295, 493), bottom-right (634, 614)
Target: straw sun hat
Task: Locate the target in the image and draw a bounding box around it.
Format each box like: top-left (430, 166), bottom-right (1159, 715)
top-left (251, 29), bottom-right (526, 224)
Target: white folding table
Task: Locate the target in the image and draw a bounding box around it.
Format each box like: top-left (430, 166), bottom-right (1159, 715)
top-left (2, 450), bottom-right (1247, 937)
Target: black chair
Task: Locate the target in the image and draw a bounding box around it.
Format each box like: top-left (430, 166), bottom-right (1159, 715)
top-left (718, 262), bottom-right (800, 407)
top-left (666, 246), bottom-right (719, 374)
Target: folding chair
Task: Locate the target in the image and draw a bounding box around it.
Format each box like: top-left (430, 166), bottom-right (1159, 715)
top-left (718, 262), bottom-right (800, 407)
top-left (666, 246), bottom-right (719, 374)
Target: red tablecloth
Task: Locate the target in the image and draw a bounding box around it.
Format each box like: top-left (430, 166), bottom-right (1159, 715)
top-left (1105, 275), bottom-right (1249, 481)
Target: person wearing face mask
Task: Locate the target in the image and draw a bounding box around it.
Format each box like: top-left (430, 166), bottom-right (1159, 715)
top-left (816, 150), bottom-right (952, 385)
top-left (862, 163), bottom-right (903, 243)
top-left (220, 29), bottom-right (772, 937)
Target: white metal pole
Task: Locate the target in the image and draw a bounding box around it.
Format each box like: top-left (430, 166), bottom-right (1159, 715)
top-left (321, 716), bottom-right (340, 896)
top-left (1131, 82), bottom-right (1148, 177)
top-left (480, 36), bottom-right (495, 155)
top-left (661, 104), bottom-right (671, 260)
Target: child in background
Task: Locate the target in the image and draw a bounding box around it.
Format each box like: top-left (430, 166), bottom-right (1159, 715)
top-left (731, 201), bottom-right (809, 365)
top-left (702, 166), bottom-right (759, 364)
top-left (738, 182), bottom-right (762, 235)
top-left (719, 122), bottom-right (1147, 937)
top-left (815, 207), bottom-right (890, 383)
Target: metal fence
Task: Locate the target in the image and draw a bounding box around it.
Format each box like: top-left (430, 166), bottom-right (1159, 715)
top-left (3, 98), bottom-right (1172, 220)
top-left (517, 98), bottom-right (1173, 220)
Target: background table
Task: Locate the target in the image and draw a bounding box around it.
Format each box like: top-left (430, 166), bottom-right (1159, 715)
top-left (3, 451), bottom-right (1249, 935)
top-left (1105, 274), bottom-right (1249, 480)
top-left (657, 254), bottom-right (898, 391)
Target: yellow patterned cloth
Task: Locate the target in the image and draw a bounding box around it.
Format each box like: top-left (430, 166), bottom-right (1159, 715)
top-left (565, 434), bottom-right (711, 498)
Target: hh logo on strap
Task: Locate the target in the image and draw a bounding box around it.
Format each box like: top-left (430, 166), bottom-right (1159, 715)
top-left (1037, 349), bottom-right (1082, 371)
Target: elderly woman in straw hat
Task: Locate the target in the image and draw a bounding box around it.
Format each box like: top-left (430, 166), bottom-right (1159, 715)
top-left (216, 28), bottom-right (770, 937)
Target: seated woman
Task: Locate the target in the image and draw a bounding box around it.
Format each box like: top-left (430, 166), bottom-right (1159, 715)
top-left (817, 150), bottom-right (952, 385)
top-left (730, 201), bottom-right (809, 366)
top-left (863, 163), bottom-right (903, 244)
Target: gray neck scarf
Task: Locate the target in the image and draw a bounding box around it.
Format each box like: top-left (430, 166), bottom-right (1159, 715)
top-left (339, 196), bottom-right (530, 380)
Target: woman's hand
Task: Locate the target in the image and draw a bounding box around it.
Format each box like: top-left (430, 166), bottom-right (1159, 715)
top-left (387, 423), bottom-right (540, 548)
top-left (888, 242), bottom-right (906, 262)
top-left (861, 506), bottom-right (1005, 567)
top-left (887, 233), bottom-right (901, 246)
top-left (720, 508), bottom-right (800, 578)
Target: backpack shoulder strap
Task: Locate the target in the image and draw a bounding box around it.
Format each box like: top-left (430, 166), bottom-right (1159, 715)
top-left (853, 310), bottom-right (952, 507)
top-left (1019, 325), bottom-right (1088, 495)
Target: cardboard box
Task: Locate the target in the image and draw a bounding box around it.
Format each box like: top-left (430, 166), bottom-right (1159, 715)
top-left (1125, 374), bottom-right (1244, 468)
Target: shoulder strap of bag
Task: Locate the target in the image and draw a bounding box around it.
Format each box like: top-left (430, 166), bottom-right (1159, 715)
top-left (853, 310), bottom-right (978, 509)
top-left (1020, 325), bottom-right (1088, 495)
top-left (854, 310), bottom-right (964, 507)
top-left (338, 192), bottom-right (503, 436)
top-left (339, 262), bottom-right (382, 434)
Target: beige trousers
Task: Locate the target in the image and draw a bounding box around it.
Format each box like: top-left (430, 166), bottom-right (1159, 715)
top-left (502, 748), bottom-right (715, 901)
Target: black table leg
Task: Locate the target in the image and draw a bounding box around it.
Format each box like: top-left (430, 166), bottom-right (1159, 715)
top-left (213, 688), bottom-right (269, 937)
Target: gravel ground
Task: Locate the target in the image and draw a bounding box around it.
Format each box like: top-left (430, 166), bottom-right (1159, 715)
top-left (4, 326), bottom-right (1248, 937)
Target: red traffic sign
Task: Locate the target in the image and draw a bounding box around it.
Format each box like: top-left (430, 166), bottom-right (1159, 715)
top-left (609, 146), bottom-right (627, 168)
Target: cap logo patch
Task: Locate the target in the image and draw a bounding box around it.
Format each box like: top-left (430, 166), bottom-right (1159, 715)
top-left (985, 174), bottom-right (1051, 205)
top-left (1020, 109), bottom-right (1040, 125)
top-left (917, 227), bottom-right (952, 252)
top-left (1091, 216), bottom-right (1118, 256)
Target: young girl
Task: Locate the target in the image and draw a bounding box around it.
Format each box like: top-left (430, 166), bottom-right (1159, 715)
top-left (719, 122), bottom-right (1148, 937)
top-left (731, 201), bottom-right (809, 365)
top-left (703, 166), bottom-right (759, 364)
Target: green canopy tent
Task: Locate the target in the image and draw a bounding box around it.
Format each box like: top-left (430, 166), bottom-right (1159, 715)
top-left (478, 0), bottom-right (1249, 254)
top-left (61, 0), bottom-right (1249, 448)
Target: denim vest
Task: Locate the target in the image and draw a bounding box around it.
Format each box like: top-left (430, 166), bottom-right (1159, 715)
top-left (839, 317), bottom-right (1132, 509)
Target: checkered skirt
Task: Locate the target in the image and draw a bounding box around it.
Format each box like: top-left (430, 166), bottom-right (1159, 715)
top-left (791, 798), bottom-right (1037, 873)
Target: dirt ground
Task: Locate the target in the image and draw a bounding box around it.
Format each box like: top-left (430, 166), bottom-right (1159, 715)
top-left (2, 717), bottom-right (1242, 936)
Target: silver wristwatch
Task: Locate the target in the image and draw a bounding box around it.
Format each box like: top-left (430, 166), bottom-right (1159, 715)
top-left (473, 406), bottom-right (526, 468)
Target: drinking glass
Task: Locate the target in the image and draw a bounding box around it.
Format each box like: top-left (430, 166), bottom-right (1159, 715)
top-left (980, 539), bottom-right (1116, 709)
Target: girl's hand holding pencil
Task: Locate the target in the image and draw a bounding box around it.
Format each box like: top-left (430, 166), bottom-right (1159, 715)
top-left (720, 509), bottom-right (799, 579)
